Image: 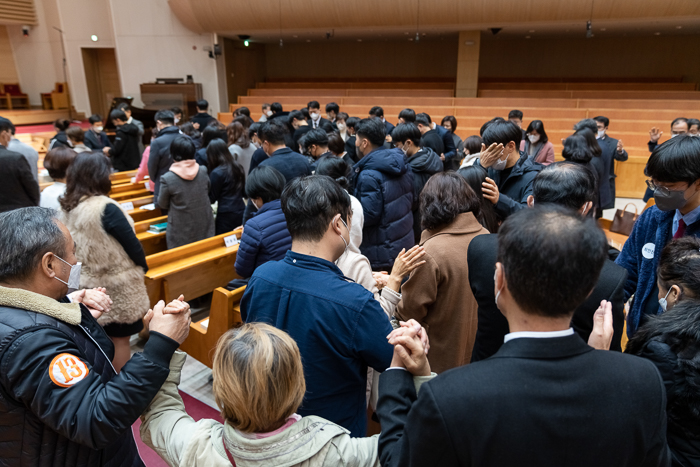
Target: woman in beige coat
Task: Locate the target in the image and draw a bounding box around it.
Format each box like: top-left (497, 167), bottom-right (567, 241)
top-left (60, 152), bottom-right (150, 371)
top-left (396, 172), bottom-right (488, 374)
top-left (141, 322), bottom-right (434, 466)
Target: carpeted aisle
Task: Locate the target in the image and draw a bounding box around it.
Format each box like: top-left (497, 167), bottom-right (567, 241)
top-left (133, 390), bottom-right (223, 467)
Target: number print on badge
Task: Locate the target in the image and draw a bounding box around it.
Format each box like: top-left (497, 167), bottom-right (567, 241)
top-left (49, 353), bottom-right (90, 387)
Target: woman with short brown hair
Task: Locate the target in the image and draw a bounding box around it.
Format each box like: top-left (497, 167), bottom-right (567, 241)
top-left (141, 322), bottom-right (436, 466)
top-left (395, 172), bottom-right (488, 373)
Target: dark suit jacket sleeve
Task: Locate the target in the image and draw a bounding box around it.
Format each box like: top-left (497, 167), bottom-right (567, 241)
top-left (639, 362), bottom-right (672, 467)
top-left (17, 155), bottom-right (40, 206)
top-left (442, 131), bottom-right (457, 160)
top-left (147, 140), bottom-right (160, 180)
top-left (468, 235), bottom-right (509, 362)
top-left (108, 130), bottom-right (125, 158)
top-left (377, 370), bottom-right (460, 467)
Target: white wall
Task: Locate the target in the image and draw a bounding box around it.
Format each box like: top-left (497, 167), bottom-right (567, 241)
top-left (6, 0), bottom-right (61, 107)
top-left (7, 0), bottom-right (222, 116)
top-left (108, 0), bottom-right (221, 113)
top-left (55, 0), bottom-right (117, 115)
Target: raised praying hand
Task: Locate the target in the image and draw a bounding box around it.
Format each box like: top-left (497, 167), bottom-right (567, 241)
top-left (587, 300), bottom-right (614, 350)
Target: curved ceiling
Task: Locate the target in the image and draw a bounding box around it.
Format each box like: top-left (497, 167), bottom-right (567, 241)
top-left (169, 0), bottom-right (700, 41)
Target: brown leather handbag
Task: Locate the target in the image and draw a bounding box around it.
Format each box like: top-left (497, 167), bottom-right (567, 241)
top-left (610, 203), bottom-right (639, 236)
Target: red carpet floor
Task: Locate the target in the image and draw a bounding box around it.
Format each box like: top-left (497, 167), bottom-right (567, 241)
top-left (14, 121), bottom-right (90, 134)
top-left (133, 390), bottom-right (223, 467)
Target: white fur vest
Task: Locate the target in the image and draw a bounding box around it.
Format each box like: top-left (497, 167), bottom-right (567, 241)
top-left (61, 195), bottom-right (149, 327)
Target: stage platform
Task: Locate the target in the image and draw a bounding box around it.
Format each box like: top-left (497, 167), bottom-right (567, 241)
top-left (0, 109), bottom-right (71, 126)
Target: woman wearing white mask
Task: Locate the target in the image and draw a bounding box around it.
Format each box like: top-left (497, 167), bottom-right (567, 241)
top-left (520, 120), bottom-right (555, 165)
top-left (336, 112), bottom-right (349, 141)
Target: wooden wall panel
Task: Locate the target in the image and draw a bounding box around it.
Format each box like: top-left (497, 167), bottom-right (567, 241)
top-left (0, 26), bottom-right (19, 84)
top-left (168, 0), bottom-right (700, 34)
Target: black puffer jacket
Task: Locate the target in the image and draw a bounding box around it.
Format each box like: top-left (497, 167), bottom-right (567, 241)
top-left (626, 299), bottom-right (700, 467)
top-left (0, 287), bottom-right (179, 467)
top-left (406, 147), bottom-right (443, 242)
top-left (108, 123), bottom-right (141, 172)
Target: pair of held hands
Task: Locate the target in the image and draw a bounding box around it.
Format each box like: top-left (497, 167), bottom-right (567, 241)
top-left (386, 299), bottom-right (616, 379)
top-left (373, 245), bottom-right (426, 291)
top-left (72, 288), bottom-right (192, 345)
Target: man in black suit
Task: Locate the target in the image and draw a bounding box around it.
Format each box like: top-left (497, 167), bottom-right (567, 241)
top-left (369, 106), bottom-right (395, 136)
top-left (307, 100), bottom-right (336, 131)
top-left (415, 113), bottom-right (444, 156)
top-left (594, 116), bottom-right (629, 209)
top-left (377, 205), bottom-right (670, 467)
top-left (469, 162), bottom-right (628, 361)
top-left (257, 120), bottom-right (312, 183)
top-left (148, 110), bottom-right (182, 203)
top-left (189, 99), bottom-right (217, 130)
top-left (0, 118), bottom-right (39, 213)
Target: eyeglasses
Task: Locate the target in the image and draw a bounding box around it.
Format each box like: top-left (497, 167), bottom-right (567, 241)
top-left (646, 180), bottom-right (685, 197)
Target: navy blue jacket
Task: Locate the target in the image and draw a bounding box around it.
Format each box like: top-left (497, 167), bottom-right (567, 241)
top-left (258, 147), bottom-right (312, 183)
top-left (84, 129), bottom-right (112, 151)
top-left (616, 205), bottom-right (700, 336)
top-left (435, 125), bottom-right (458, 170)
top-left (354, 148), bottom-right (414, 270)
top-left (241, 251), bottom-right (394, 436)
top-left (480, 152), bottom-right (543, 219)
top-left (234, 200), bottom-right (291, 278)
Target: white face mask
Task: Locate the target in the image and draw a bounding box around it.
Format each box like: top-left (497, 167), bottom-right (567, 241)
top-left (659, 287), bottom-right (679, 312)
top-left (174, 117), bottom-right (180, 125)
top-left (94, 126), bottom-right (103, 133)
top-left (310, 112), bottom-right (320, 121)
top-left (492, 151), bottom-right (510, 171)
top-left (528, 134), bottom-right (540, 144)
top-left (337, 123), bottom-right (346, 132)
top-left (54, 255), bottom-right (82, 294)
top-left (266, 110), bottom-right (273, 117)
top-left (597, 130), bottom-right (605, 139)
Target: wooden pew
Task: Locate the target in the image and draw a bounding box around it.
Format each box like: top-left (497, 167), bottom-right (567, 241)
top-left (134, 215), bottom-right (168, 256)
top-left (124, 195), bottom-right (162, 222)
top-left (110, 170), bottom-right (138, 184)
top-left (144, 229), bottom-right (243, 308)
top-left (179, 286), bottom-right (245, 368)
top-left (110, 180), bottom-right (150, 201)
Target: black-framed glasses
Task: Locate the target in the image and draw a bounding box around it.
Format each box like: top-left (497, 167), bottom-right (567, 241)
top-left (646, 180), bottom-right (684, 197)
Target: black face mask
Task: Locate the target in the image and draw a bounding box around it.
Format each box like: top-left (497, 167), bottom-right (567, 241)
top-left (654, 188), bottom-right (689, 212)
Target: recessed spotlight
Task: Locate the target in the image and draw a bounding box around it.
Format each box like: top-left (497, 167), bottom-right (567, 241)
top-left (405, 32), bottom-right (409, 35)
top-left (306, 39), bottom-right (311, 42)
top-left (676, 26), bottom-right (683, 29)
top-left (525, 36), bottom-right (531, 39)
top-left (654, 32), bottom-right (661, 35)
top-left (529, 30), bottom-right (535, 33)
top-left (357, 39), bottom-right (362, 42)
top-left (90, 35), bottom-right (98, 42)
top-left (600, 28), bottom-right (606, 31)
top-left (408, 37), bottom-right (414, 41)
top-left (293, 35), bottom-right (298, 38)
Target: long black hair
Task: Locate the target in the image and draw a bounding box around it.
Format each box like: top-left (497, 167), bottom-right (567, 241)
top-left (206, 139), bottom-right (245, 194)
top-left (457, 165), bottom-right (500, 233)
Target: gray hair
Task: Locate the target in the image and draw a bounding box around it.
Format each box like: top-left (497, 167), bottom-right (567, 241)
top-left (0, 207), bottom-right (67, 283)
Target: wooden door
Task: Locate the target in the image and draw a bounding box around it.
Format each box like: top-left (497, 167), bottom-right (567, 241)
top-left (82, 47), bottom-right (122, 118)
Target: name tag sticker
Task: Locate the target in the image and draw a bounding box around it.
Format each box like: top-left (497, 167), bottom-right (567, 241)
top-left (224, 235), bottom-right (239, 248)
top-left (49, 353), bottom-right (89, 387)
top-left (119, 201), bottom-right (134, 211)
top-left (642, 243), bottom-right (655, 259)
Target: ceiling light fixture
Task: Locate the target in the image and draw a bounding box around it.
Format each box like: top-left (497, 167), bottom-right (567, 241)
top-left (90, 34), bottom-right (98, 42)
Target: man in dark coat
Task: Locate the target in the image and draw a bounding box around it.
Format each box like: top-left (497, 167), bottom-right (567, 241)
top-left (0, 207), bottom-right (192, 467)
top-left (148, 110), bottom-right (182, 202)
top-left (84, 114), bottom-right (112, 151)
top-left (393, 122), bottom-right (443, 243)
top-left (353, 118), bottom-right (414, 271)
top-left (415, 113), bottom-right (444, 157)
top-left (377, 205), bottom-right (670, 467)
top-left (594, 116), bottom-right (629, 209)
top-left (477, 119), bottom-right (543, 219)
top-left (369, 106), bottom-right (395, 136)
top-left (104, 109), bottom-right (141, 172)
top-left (189, 99), bottom-right (217, 130)
top-left (0, 117), bottom-right (39, 213)
top-left (469, 162), bottom-right (628, 362)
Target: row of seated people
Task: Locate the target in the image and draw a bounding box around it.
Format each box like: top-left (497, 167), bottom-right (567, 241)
top-left (0, 144), bottom-right (698, 464)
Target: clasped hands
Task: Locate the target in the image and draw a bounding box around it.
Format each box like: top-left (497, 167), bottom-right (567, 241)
top-left (387, 319), bottom-right (431, 377)
top-left (144, 294), bottom-right (192, 345)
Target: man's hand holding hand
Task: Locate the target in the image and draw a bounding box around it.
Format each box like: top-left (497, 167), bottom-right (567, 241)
top-left (387, 319), bottom-right (431, 376)
top-left (144, 299), bottom-right (191, 345)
